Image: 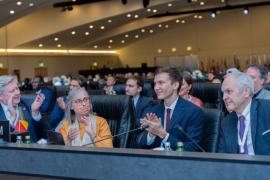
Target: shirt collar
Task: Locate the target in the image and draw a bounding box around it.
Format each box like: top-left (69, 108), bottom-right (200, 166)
top-left (236, 99), bottom-right (252, 119)
top-left (253, 89), bottom-right (262, 99)
top-left (133, 95), bottom-right (140, 104)
top-left (164, 96), bottom-right (179, 111)
top-left (36, 89), bottom-right (42, 94)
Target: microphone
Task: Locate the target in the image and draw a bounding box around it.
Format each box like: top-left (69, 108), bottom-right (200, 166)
top-left (176, 125), bottom-right (205, 153)
top-left (82, 124), bottom-right (149, 147)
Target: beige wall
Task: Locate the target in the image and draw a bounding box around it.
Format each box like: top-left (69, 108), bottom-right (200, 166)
top-left (0, 55), bottom-right (119, 80)
top-left (117, 5), bottom-right (270, 71)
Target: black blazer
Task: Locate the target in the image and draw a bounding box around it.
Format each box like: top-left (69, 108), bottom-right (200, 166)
top-left (218, 99), bottom-right (270, 155)
top-left (135, 96), bottom-right (153, 128)
top-left (139, 96), bottom-right (204, 151)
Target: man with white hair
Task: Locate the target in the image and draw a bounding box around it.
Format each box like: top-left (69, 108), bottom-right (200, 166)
top-left (0, 76), bottom-right (49, 142)
top-left (219, 72), bottom-right (270, 155)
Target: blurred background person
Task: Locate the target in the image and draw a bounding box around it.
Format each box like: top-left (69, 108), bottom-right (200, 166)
top-left (212, 76), bottom-right (223, 84)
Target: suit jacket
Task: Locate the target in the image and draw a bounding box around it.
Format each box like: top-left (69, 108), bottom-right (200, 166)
top-left (218, 99), bottom-right (270, 155)
top-left (254, 88), bottom-right (270, 100)
top-left (0, 99), bottom-right (50, 142)
top-left (31, 88), bottom-right (52, 113)
top-left (49, 96), bottom-right (67, 131)
top-left (139, 96), bottom-right (204, 151)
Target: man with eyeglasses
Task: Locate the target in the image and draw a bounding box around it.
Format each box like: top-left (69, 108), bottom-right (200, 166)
top-left (49, 75), bottom-right (88, 132)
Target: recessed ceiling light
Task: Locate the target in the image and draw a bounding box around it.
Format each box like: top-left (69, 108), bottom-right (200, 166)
top-left (71, 31), bottom-right (76, 34)
top-left (10, 10), bottom-right (14, 14)
top-left (125, 34), bottom-right (129, 38)
top-left (94, 45), bottom-right (98, 48)
top-left (108, 46), bottom-right (111, 49)
top-left (89, 25), bottom-right (93, 28)
top-left (200, 2), bottom-right (204, 5)
top-left (72, 0), bottom-right (76, 1)
top-left (198, 16), bottom-right (202, 19)
top-left (17, 2), bottom-right (22, 5)
top-left (57, 44), bottom-right (61, 47)
top-left (221, 0), bottom-right (225, 2)
top-left (135, 35), bottom-right (139, 38)
top-left (54, 38), bottom-right (58, 41)
top-left (168, 3), bottom-right (172, 7)
top-left (153, 9), bottom-right (157, 13)
top-left (29, 3), bottom-right (33, 6)
top-left (217, 11), bottom-right (220, 14)
top-left (85, 32), bottom-right (89, 35)
top-left (127, 14), bottom-right (131, 17)
top-left (165, 25), bottom-right (169, 28)
top-left (158, 24), bottom-right (162, 27)
top-left (150, 30), bottom-right (153, 33)
top-left (108, 20), bottom-right (112, 23)
top-left (134, 15), bottom-right (138, 18)
top-left (101, 26), bottom-right (105, 29)
top-left (176, 20), bottom-right (180, 23)
top-left (109, 40), bottom-right (113, 43)
top-left (39, 44), bottom-right (43, 47)
top-left (121, 40), bottom-right (125, 43)
top-left (147, 9), bottom-right (151, 12)
top-left (181, 20), bottom-right (185, 23)
top-left (194, 15), bottom-right (198, 18)
top-left (141, 29), bottom-right (145, 32)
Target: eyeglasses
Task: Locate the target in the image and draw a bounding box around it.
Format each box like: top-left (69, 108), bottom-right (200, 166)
top-left (72, 97), bottom-right (90, 106)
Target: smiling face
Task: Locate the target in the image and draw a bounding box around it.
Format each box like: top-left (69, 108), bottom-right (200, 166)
top-left (71, 91), bottom-right (90, 117)
top-left (179, 78), bottom-right (191, 97)
top-left (0, 81), bottom-right (20, 106)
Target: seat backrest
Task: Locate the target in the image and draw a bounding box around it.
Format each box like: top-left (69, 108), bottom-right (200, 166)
top-left (56, 89), bottom-right (68, 98)
top-left (89, 95), bottom-right (136, 148)
top-left (87, 89), bottom-right (105, 95)
top-left (143, 79), bottom-right (154, 89)
top-left (44, 86), bottom-right (57, 113)
top-left (114, 83), bottom-right (152, 98)
top-left (192, 83), bottom-right (224, 110)
top-left (201, 109), bottom-right (223, 153)
top-left (116, 78), bottom-right (127, 85)
top-left (263, 83), bottom-right (270, 91)
top-left (20, 94), bottom-right (37, 107)
top-left (89, 81), bottom-right (99, 90)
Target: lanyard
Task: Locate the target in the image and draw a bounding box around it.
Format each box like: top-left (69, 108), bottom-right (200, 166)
top-left (238, 118), bottom-right (250, 154)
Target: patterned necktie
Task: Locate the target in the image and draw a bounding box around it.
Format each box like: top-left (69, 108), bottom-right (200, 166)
top-left (238, 115), bottom-right (248, 154)
top-left (166, 108), bottom-right (171, 131)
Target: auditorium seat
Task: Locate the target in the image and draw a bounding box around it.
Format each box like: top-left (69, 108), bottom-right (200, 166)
top-left (45, 86), bottom-right (57, 113)
top-left (87, 89), bottom-right (105, 95)
top-left (56, 89), bottom-right (68, 98)
top-left (90, 95), bottom-right (136, 148)
top-left (116, 78), bottom-right (127, 85)
top-left (192, 83), bottom-right (224, 110)
top-left (263, 83), bottom-right (270, 91)
top-left (20, 94), bottom-right (37, 106)
top-left (143, 79), bottom-right (155, 89)
top-left (200, 109), bottom-right (223, 153)
top-left (89, 81), bottom-right (99, 90)
top-left (114, 83), bottom-right (152, 98)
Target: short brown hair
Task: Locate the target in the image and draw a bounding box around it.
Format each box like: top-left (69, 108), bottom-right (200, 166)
top-left (127, 75), bottom-right (144, 89)
top-left (155, 66), bottom-right (182, 92)
top-left (71, 75), bottom-right (88, 89)
top-left (183, 74), bottom-right (193, 95)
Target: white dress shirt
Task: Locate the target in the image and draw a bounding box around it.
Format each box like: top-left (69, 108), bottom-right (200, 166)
top-left (0, 102), bottom-right (42, 128)
top-left (35, 89), bottom-right (42, 94)
top-left (147, 97), bottom-right (179, 147)
top-left (236, 100), bottom-right (255, 155)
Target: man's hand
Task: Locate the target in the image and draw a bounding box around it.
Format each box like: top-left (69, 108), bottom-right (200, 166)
top-left (57, 97), bottom-right (65, 111)
top-left (140, 117), bottom-right (167, 139)
top-left (31, 94), bottom-right (45, 116)
top-left (67, 127), bottom-right (79, 141)
top-left (7, 95), bottom-right (17, 124)
top-left (103, 86), bottom-right (109, 93)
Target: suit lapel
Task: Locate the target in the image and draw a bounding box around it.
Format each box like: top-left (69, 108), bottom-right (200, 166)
top-left (155, 104), bottom-right (165, 127)
top-left (0, 104), bottom-right (6, 120)
top-left (167, 97), bottom-right (185, 133)
top-left (135, 96), bottom-right (142, 111)
top-left (230, 112), bottom-right (238, 154)
top-left (250, 100), bottom-right (258, 151)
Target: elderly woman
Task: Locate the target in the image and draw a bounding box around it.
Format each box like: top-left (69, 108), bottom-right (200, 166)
top-left (179, 74), bottom-right (204, 109)
top-left (61, 87), bottom-right (113, 147)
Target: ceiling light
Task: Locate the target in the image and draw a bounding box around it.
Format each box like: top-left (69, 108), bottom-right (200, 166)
top-left (101, 26), bottom-right (105, 29)
top-left (158, 24), bottom-right (162, 27)
top-left (10, 10), bottom-right (14, 14)
top-left (127, 14), bottom-right (131, 17)
top-left (200, 2), bottom-right (204, 5)
top-left (181, 20), bottom-right (185, 23)
top-left (29, 3), bottom-right (33, 6)
top-left (0, 49), bottom-right (5, 52)
top-left (108, 20), bottom-right (112, 23)
top-left (221, 0), bottom-right (225, 2)
top-left (89, 25), bottom-right (93, 28)
top-left (69, 50), bottom-right (116, 54)
top-left (153, 9), bottom-right (157, 13)
top-left (135, 35), bottom-right (139, 38)
top-left (217, 11), bottom-right (220, 14)
top-left (244, 8), bottom-right (249, 14)
top-left (71, 31), bottom-right (76, 35)
top-left (109, 40), bottom-right (113, 43)
top-left (72, 0), bottom-right (76, 1)
top-left (150, 30), bottom-right (153, 33)
top-left (211, 12), bottom-right (216, 18)
top-left (176, 20), bottom-right (180, 23)
top-left (141, 29), bottom-right (145, 32)
top-left (194, 15), bottom-right (198, 18)
top-left (54, 38), bottom-right (58, 41)
top-left (17, 2), bottom-right (22, 5)
top-left (57, 44), bottom-right (61, 47)
top-left (198, 16), bottom-right (202, 19)
top-left (147, 9), bottom-right (151, 12)
top-left (134, 15), bottom-right (138, 18)
top-left (7, 49), bottom-right (67, 53)
top-left (165, 25), bottom-right (169, 28)
top-left (85, 32), bottom-right (89, 35)
top-left (108, 46), bottom-right (111, 49)
top-left (94, 45), bottom-right (98, 48)
top-left (121, 40), bottom-right (125, 43)
top-left (168, 3), bottom-right (172, 7)
top-left (39, 44), bottom-right (43, 47)
top-left (125, 34), bottom-right (129, 38)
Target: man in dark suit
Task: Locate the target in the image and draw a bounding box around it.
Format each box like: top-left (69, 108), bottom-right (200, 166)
top-left (125, 75), bottom-right (153, 144)
top-left (31, 76), bottom-right (52, 113)
top-left (140, 66), bottom-right (204, 151)
top-left (0, 75), bottom-right (49, 142)
top-left (103, 76), bottom-right (115, 94)
top-left (219, 72), bottom-right (270, 155)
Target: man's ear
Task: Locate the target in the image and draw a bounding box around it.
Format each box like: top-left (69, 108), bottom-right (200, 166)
top-left (138, 86), bottom-right (142, 93)
top-left (173, 81), bottom-right (180, 90)
top-left (244, 86), bottom-right (250, 98)
top-left (0, 94), bottom-right (3, 101)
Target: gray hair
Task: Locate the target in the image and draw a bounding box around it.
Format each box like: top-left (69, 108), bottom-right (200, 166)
top-left (0, 76), bottom-right (17, 95)
top-left (224, 72), bottom-right (254, 96)
top-left (65, 87), bottom-right (95, 124)
top-left (245, 63), bottom-right (268, 84)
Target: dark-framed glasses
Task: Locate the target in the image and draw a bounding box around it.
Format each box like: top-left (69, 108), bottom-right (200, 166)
top-left (72, 97), bottom-right (90, 106)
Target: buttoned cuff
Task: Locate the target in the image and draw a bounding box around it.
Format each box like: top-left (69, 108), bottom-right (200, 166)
top-left (32, 112), bottom-right (42, 121)
top-left (161, 133), bottom-right (170, 144)
top-left (147, 132), bottom-right (156, 146)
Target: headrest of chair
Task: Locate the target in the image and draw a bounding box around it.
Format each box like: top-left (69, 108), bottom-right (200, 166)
top-left (192, 83), bottom-right (222, 102)
top-left (20, 94), bottom-right (37, 106)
